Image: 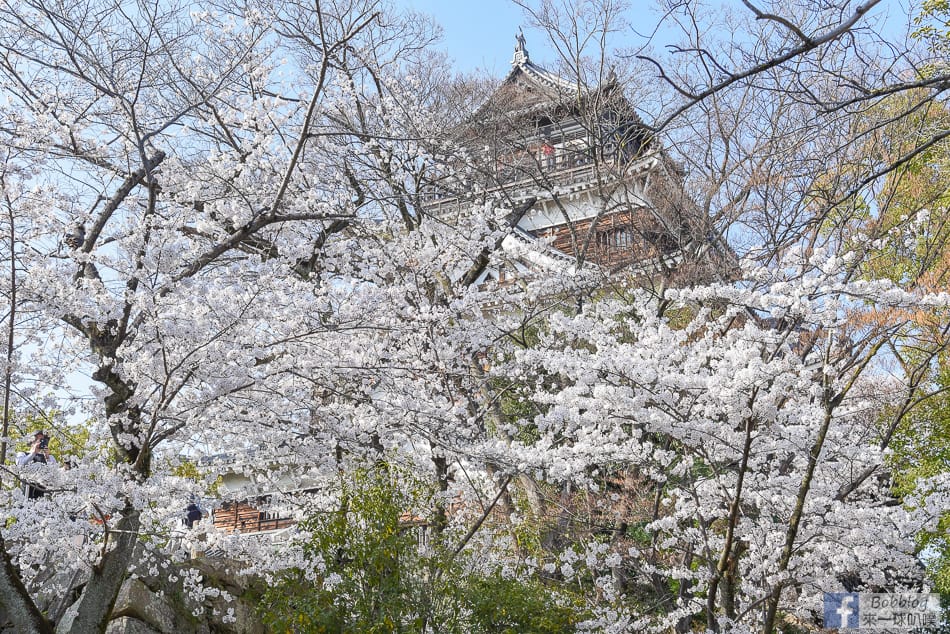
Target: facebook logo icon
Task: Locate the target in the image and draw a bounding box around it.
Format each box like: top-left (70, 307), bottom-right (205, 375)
top-left (824, 593), bottom-right (860, 629)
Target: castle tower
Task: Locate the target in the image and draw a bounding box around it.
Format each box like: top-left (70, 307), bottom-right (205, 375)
top-left (426, 35), bottom-right (728, 284)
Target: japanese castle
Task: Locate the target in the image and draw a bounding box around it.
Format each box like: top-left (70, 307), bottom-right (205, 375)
top-left (424, 34), bottom-right (728, 285)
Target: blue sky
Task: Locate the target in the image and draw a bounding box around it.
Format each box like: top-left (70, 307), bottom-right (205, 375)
top-left (397, 0), bottom-right (552, 74)
top-left (394, 0), bottom-right (671, 76)
top-left (393, 0), bottom-right (687, 76)
top-left (395, 0), bottom-right (912, 78)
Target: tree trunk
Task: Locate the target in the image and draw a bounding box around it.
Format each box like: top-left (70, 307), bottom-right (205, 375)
top-left (0, 533), bottom-right (53, 634)
top-left (431, 448), bottom-right (449, 534)
top-left (0, 198), bottom-right (16, 474)
top-left (60, 366), bottom-right (147, 634)
top-left (63, 505), bottom-right (141, 634)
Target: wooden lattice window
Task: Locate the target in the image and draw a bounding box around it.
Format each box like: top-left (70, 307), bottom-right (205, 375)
top-left (596, 227), bottom-right (634, 250)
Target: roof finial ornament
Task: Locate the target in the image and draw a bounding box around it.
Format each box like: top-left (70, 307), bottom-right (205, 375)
top-left (513, 29), bottom-right (529, 65)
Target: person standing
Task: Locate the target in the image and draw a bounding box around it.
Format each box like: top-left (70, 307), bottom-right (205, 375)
top-left (185, 501), bottom-right (203, 528)
top-left (16, 430), bottom-right (56, 499)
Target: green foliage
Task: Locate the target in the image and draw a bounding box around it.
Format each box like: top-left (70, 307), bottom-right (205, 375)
top-left (462, 576), bottom-right (584, 634)
top-left (914, 0), bottom-right (950, 55)
top-left (846, 94), bottom-right (950, 289)
top-left (625, 520), bottom-right (652, 546)
top-left (259, 465), bottom-right (587, 633)
top-left (889, 392), bottom-right (950, 599)
top-left (170, 459), bottom-right (221, 496)
top-left (4, 411), bottom-right (90, 466)
top-left (497, 382), bottom-right (544, 444)
top-left (831, 38), bottom-right (950, 600)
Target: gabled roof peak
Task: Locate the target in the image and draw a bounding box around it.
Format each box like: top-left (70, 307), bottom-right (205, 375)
top-left (506, 32), bottom-right (576, 94)
top-left (512, 30), bottom-right (529, 65)
top-left (465, 38), bottom-right (576, 121)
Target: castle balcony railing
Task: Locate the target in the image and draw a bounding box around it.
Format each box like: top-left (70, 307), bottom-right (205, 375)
top-left (212, 501), bottom-right (296, 534)
top-left (420, 154), bottom-right (656, 216)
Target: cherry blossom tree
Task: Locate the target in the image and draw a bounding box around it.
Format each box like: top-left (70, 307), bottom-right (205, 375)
top-left (0, 0), bottom-right (456, 631)
top-left (0, 0), bottom-right (947, 633)
top-left (482, 1), bottom-right (950, 632)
